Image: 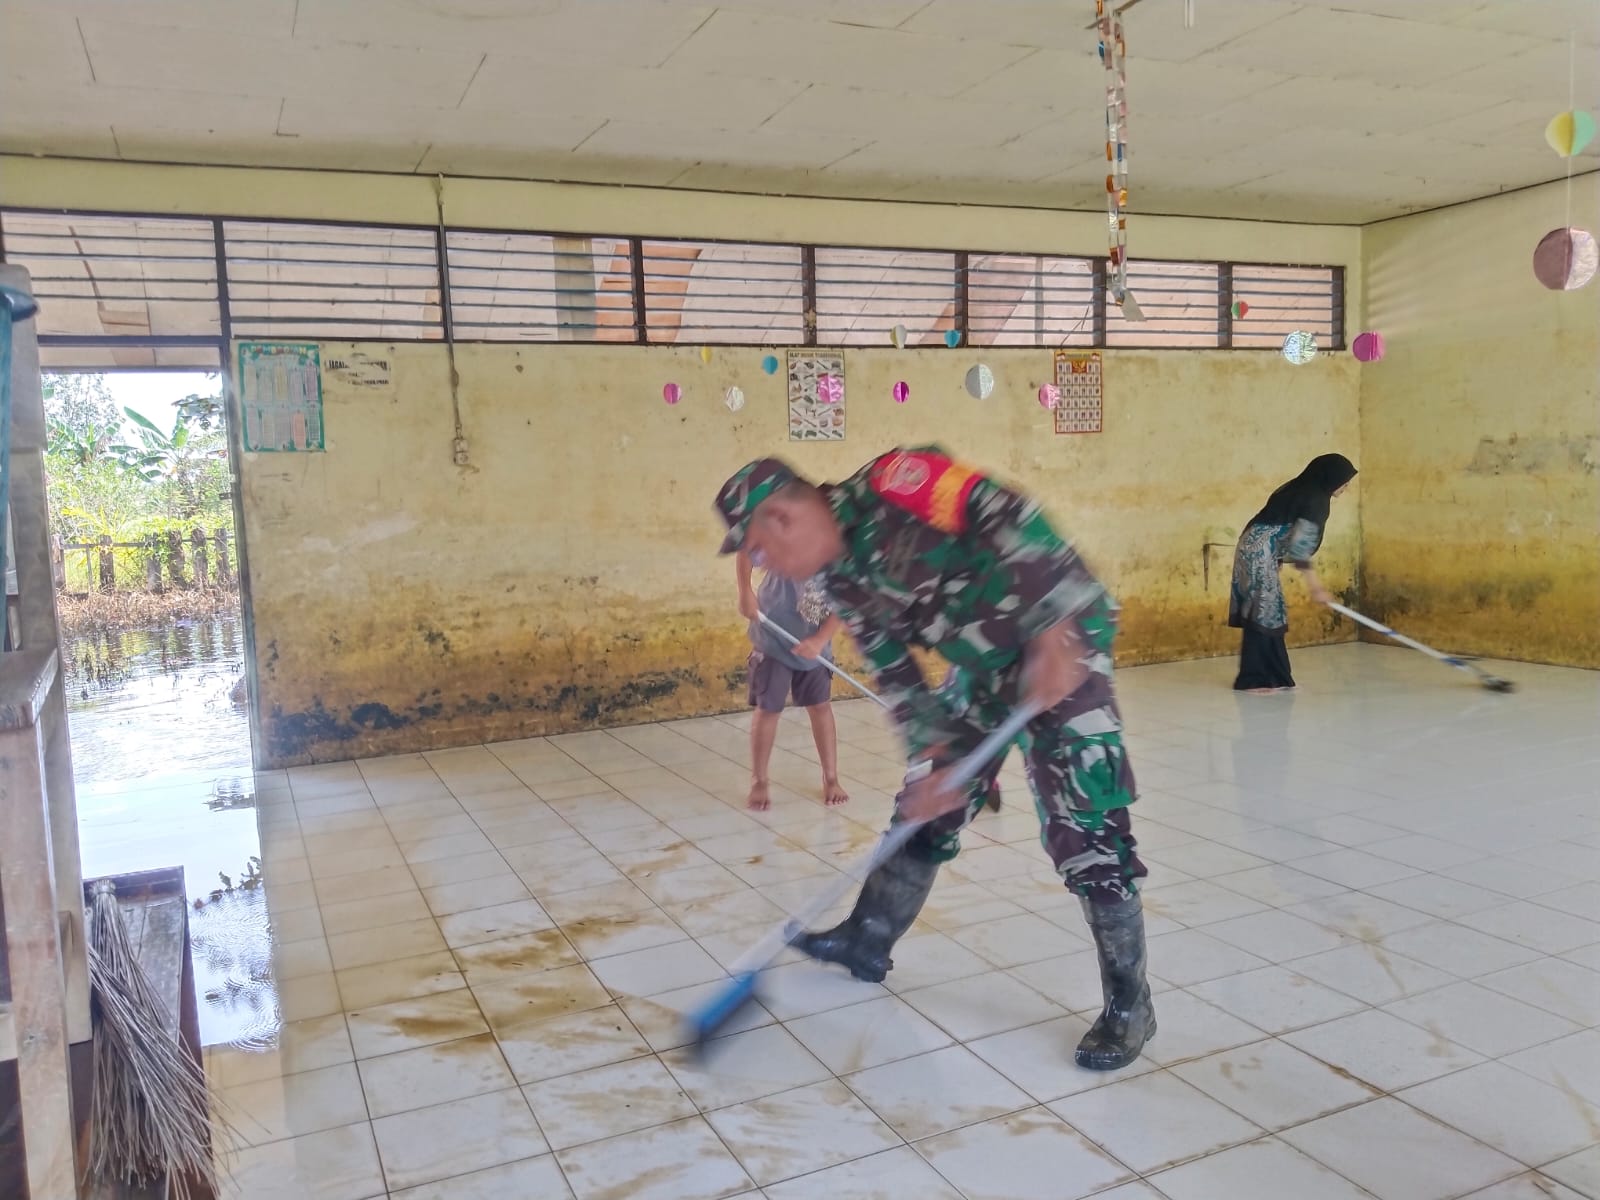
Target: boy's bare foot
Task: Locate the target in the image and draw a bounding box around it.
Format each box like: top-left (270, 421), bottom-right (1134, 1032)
top-left (823, 777), bottom-right (850, 807)
top-left (984, 782), bottom-right (1002, 812)
top-left (1244, 687), bottom-right (1280, 695)
top-left (746, 781), bottom-right (771, 811)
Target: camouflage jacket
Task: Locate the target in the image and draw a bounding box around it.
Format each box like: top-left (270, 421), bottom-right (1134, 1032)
top-left (822, 446), bottom-right (1118, 758)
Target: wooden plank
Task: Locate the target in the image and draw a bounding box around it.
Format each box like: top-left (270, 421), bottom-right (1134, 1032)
top-left (0, 719), bottom-right (78, 1200)
top-left (136, 899), bottom-right (186, 1038)
top-left (43, 676), bottom-right (91, 1046)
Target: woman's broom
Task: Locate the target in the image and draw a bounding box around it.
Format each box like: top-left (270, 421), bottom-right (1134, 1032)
top-left (86, 879), bottom-right (224, 1200)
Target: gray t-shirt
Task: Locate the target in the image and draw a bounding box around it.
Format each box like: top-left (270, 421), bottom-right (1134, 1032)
top-left (750, 573), bottom-right (834, 672)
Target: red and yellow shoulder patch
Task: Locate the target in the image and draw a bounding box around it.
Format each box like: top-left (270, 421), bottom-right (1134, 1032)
top-left (868, 449), bottom-right (982, 535)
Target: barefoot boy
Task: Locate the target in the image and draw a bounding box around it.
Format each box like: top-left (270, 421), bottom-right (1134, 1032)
top-left (736, 551), bottom-right (849, 811)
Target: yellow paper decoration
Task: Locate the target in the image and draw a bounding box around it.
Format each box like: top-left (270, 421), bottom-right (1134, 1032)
top-left (1545, 110), bottom-right (1597, 158)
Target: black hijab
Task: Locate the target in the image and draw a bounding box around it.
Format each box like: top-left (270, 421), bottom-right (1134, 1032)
top-left (1250, 453), bottom-right (1358, 529)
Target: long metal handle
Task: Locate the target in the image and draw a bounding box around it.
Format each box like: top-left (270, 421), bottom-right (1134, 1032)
top-left (1327, 601), bottom-right (1455, 663)
top-left (728, 701), bottom-right (1041, 976)
top-left (757, 611), bottom-right (890, 710)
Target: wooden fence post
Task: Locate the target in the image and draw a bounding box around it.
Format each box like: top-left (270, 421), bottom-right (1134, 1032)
top-left (191, 527), bottom-right (210, 589)
top-left (50, 533), bottom-right (64, 590)
top-left (145, 536), bottom-right (162, 593)
top-left (214, 529), bottom-right (232, 585)
top-left (97, 534), bottom-right (115, 592)
top-left (165, 529), bottom-right (187, 589)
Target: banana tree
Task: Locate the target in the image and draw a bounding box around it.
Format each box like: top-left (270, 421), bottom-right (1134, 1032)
top-left (112, 408), bottom-right (226, 520)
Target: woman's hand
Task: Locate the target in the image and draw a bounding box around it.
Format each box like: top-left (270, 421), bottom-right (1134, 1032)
top-left (1296, 565), bottom-right (1333, 606)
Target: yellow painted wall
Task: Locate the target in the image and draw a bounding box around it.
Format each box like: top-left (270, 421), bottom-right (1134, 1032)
top-left (243, 341), bottom-right (1359, 766)
top-left (1, 158), bottom-right (1364, 765)
top-left (1361, 178), bottom-right (1600, 667)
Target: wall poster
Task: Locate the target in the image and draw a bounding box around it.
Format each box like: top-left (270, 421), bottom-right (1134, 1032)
top-left (237, 341), bottom-right (325, 452)
top-left (1053, 350), bottom-right (1103, 435)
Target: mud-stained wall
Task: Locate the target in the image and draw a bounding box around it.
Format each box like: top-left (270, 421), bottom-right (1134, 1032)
top-left (240, 342), bottom-right (1359, 766)
top-left (1361, 178), bottom-right (1600, 667)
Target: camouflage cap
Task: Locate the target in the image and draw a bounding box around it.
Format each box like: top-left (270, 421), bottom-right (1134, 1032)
top-left (713, 458), bottom-right (797, 555)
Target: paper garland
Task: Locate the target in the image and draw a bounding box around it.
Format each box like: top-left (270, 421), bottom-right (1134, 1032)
top-left (1096, 0), bottom-right (1138, 318)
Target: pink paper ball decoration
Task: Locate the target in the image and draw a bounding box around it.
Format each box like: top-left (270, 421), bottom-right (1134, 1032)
top-left (892, 381), bottom-right (910, 403)
top-left (662, 382), bottom-right (681, 405)
top-left (1037, 383), bottom-right (1061, 409)
top-left (816, 374), bottom-right (844, 404)
top-left (1351, 332), bottom-right (1385, 363)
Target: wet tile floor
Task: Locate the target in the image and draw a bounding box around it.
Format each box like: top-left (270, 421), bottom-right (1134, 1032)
top-left (86, 644), bottom-right (1600, 1199)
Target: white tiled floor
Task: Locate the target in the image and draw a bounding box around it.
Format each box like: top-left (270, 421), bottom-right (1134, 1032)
top-left (191, 644), bottom-right (1597, 1199)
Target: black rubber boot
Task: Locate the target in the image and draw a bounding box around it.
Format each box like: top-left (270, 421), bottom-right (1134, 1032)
top-left (1075, 893), bottom-right (1156, 1071)
top-left (790, 846), bottom-right (938, 983)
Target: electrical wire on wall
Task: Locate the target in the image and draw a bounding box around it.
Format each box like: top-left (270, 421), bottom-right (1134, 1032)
top-left (432, 174), bottom-right (472, 469)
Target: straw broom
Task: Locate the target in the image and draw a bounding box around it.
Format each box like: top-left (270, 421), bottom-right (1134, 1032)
top-left (87, 879), bottom-right (224, 1200)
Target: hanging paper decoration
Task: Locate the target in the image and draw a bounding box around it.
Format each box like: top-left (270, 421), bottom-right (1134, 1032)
top-left (1533, 227), bottom-right (1598, 290)
top-left (816, 373), bottom-right (844, 404)
top-left (1096, 0), bottom-right (1140, 319)
top-left (1281, 332), bottom-right (1318, 365)
top-left (1037, 383), bottom-right (1061, 409)
top-left (761, 354), bottom-right (780, 375)
top-left (1231, 299), bottom-right (1249, 319)
top-left (724, 386), bottom-right (745, 412)
top-left (1545, 110), bottom-right (1596, 158)
top-left (944, 329), bottom-right (962, 348)
top-left (1351, 332), bottom-right (1385, 363)
top-left (892, 381), bottom-right (910, 404)
top-left (964, 364), bottom-right (995, 400)
top-left (662, 382), bottom-right (682, 404)
top-left (700, 346), bottom-right (713, 364)
top-left (890, 324), bottom-right (908, 349)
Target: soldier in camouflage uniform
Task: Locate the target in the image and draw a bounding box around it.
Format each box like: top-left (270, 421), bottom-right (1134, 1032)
top-left (713, 446), bottom-right (1154, 1070)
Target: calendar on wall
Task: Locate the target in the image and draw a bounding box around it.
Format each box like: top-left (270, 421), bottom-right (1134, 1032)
top-left (1053, 350), bottom-right (1103, 435)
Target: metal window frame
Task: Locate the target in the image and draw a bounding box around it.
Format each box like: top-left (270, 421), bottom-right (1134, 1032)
top-left (220, 216), bottom-right (446, 343)
top-left (0, 205), bottom-right (1347, 353)
top-left (962, 250), bottom-right (1101, 348)
top-left (635, 236), bottom-right (809, 348)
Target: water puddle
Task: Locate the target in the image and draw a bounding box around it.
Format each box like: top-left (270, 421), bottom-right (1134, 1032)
top-left (65, 613), bottom-right (274, 1046)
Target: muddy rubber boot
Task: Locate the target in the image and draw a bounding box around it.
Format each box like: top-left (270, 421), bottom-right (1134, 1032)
top-left (1075, 893), bottom-right (1156, 1071)
top-left (790, 846), bottom-right (938, 983)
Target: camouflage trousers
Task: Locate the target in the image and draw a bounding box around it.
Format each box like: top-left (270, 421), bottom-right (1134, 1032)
top-left (893, 664), bottom-right (1147, 905)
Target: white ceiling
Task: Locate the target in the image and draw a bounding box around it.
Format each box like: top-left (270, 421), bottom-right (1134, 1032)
top-left (2, 0), bottom-right (1597, 224)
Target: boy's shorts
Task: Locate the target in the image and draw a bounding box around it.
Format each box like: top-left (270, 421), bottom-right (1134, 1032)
top-left (747, 651), bottom-right (831, 713)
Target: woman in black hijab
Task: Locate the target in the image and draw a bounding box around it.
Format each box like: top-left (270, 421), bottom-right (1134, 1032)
top-left (1228, 453), bottom-right (1358, 692)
